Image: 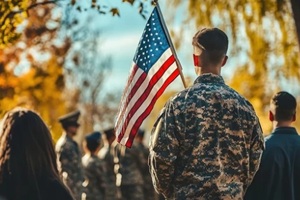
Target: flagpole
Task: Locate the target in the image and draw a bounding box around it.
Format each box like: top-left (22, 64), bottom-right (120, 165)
top-left (153, 1), bottom-right (187, 89)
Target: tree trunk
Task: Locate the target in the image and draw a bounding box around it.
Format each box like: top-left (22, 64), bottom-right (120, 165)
top-left (290, 0), bottom-right (300, 52)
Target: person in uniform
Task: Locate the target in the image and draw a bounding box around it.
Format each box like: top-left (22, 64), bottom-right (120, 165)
top-left (114, 134), bottom-right (145, 200)
top-left (55, 110), bottom-right (85, 200)
top-left (98, 128), bottom-right (119, 200)
top-left (82, 131), bottom-right (107, 200)
top-left (148, 27), bottom-right (264, 199)
top-left (245, 91), bottom-right (300, 200)
top-left (134, 129), bottom-right (157, 200)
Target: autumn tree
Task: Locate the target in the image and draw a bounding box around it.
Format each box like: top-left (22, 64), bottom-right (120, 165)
top-left (0, 3), bottom-right (70, 141)
top-left (0, 0), bottom-right (151, 48)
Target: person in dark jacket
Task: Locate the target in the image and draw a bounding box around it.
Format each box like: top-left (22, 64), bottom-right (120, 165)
top-left (0, 107), bottom-right (74, 200)
top-left (245, 91), bottom-right (300, 200)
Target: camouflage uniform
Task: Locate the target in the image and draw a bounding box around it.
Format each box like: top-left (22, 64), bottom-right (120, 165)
top-left (135, 141), bottom-right (157, 200)
top-left (149, 73), bottom-right (264, 199)
top-left (82, 154), bottom-right (106, 200)
top-left (98, 142), bottom-right (119, 200)
top-left (115, 143), bottom-right (145, 200)
top-left (56, 134), bottom-right (85, 200)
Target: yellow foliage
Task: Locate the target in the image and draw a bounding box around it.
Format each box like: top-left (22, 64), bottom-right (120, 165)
top-left (0, 57), bottom-right (67, 142)
top-left (0, 0), bottom-right (30, 48)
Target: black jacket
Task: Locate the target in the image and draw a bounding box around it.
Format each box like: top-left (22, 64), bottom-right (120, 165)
top-left (245, 127), bottom-right (300, 200)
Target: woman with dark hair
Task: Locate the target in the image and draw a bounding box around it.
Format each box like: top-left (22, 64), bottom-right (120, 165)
top-left (0, 107), bottom-right (74, 200)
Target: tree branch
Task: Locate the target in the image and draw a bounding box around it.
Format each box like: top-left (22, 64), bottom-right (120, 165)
top-left (1, 0), bottom-right (60, 45)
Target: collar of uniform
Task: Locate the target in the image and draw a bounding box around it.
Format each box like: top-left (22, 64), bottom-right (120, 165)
top-left (194, 73), bottom-right (225, 85)
top-left (273, 126), bottom-right (298, 135)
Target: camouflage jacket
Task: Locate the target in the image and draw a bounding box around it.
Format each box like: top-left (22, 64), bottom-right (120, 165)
top-left (115, 143), bottom-right (144, 186)
top-left (149, 73), bottom-right (264, 200)
top-left (82, 154), bottom-right (106, 200)
top-left (98, 144), bottom-right (119, 200)
top-left (56, 134), bottom-right (85, 200)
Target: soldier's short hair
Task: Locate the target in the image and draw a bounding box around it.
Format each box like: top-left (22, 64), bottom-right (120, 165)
top-left (271, 91), bottom-right (297, 121)
top-left (192, 27), bottom-right (228, 65)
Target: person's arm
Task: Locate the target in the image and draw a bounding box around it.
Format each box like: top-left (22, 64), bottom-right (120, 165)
top-left (149, 101), bottom-right (179, 198)
top-left (247, 118), bottom-right (264, 187)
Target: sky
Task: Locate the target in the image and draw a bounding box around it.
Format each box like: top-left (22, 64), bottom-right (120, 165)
top-left (92, 1), bottom-right (197, 94)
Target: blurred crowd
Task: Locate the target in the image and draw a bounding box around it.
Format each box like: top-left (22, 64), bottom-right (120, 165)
top-left (0, 108), bottom-right (158, 200)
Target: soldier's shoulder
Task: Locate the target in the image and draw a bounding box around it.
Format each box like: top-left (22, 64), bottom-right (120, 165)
top-left (57, 136), bottom-right (77, 152)
top-left (55, 135), bottom-right (66, 150)
top-left (86, 156), bottom-right (104, 169)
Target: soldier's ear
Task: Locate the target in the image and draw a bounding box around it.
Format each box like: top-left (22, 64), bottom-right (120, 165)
top-left (221, 55), bottom-right (228, 67)
top-left (269, 111), bottom-right (274, 122)
top-left (292, 113), bottom-right (296, 122)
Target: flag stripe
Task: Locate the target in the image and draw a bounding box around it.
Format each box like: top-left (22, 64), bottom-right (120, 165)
top-left (118, 60), bottom-right (179, 145)
top-left (115, 65), bottom-right (145, 126)
top-left (115, 49), bottom-right (173, 134)
top-left (116, 49), bottom-right (175, 142)
top-left (115, 6), bottom-right (181, 147)
top-left (124, 69), bottom-right (180, 147)
top-left (117, 54), bottom-right (175, 142)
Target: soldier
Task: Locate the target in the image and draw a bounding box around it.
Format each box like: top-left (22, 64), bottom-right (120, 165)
top-left (149, 27), bottom-right (264, 199)
top-left (82, 131), bottom-right (106, 200)
top-left (55, 110), bottom-right (85, 200)
top-left (115, 136), bottom-right (145, 200)
top-left (98, 128), bottom-right (119, 200)
top-left (135, 129), bottom-right (157, 200)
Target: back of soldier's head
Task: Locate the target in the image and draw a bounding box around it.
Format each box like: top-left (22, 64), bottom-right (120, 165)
top-left (192, 27), bottom-right (228, 66)
top-left (103, 128), bottom-right (116, 142)
top-left (271, 91), bottom-right (297, 121)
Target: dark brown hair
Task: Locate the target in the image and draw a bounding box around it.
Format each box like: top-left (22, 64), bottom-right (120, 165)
top-left (0, 107), bottom-right (70, 199)
top-left (192, 27), bottom-right (228, 65)
top-left (271, 91), bottom-right (297, 121)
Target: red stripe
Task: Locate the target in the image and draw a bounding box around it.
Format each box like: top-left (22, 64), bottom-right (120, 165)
top-left (125, 69), bottom-right (180, 147)
top-left (117, 55), bottom-right (176, 142)
top-left (115, 65), bottom-right (146, 129)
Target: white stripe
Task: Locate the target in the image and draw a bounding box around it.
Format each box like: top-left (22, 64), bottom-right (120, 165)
top-left (115, 48), bottom-right (173, 135)
top-left (119, 60), bottom-right (178, 145)
top-left (115, 63), bottom-right (143, 126)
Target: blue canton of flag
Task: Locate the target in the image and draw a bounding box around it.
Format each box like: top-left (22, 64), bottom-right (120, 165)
top-left (115, 6), bottom-right (180, 148)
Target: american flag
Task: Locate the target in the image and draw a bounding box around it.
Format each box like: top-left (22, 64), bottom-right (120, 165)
top-left (114, 6), bottom-right (180, 148)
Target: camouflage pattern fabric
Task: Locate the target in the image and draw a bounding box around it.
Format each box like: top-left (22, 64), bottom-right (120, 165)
top-left (115, 143), bottom-right (145, 200)
top-left (135, 142), bottom-right (157, 200)
top-left (56, 134), bottom-right (85, 200)
top-left (98, 143), bottom-right (119, 200)
top-left (149, 73), bottom-right (264, 200)
top-left (82, 154), bottom-right (106, 200)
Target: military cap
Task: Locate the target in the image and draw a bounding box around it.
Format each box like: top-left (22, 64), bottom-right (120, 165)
top-left (85, 131), bottom-right (101, 143)
top-left (58, 110), bottom-right (80, 128)
top-left (85, 131), bottom-right (101, 152)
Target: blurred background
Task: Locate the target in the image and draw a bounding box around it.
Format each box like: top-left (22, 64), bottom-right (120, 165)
top-left (1, 0), bottom-right (300, 145)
